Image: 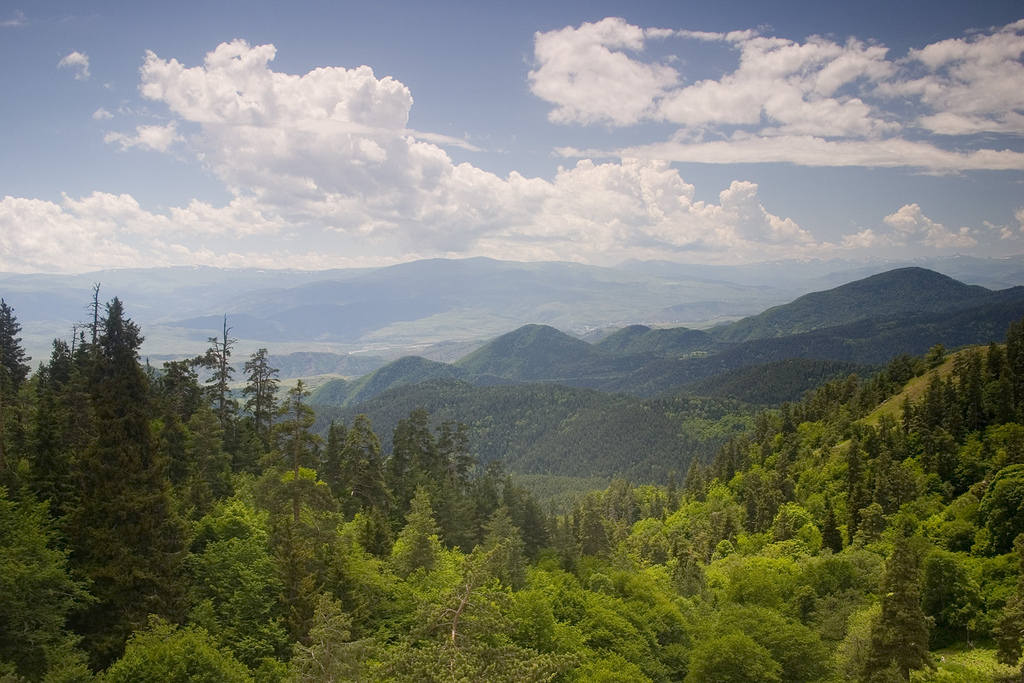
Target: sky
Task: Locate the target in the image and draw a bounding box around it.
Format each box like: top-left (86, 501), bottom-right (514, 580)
top-left (1, 0), bottom-right (1023, 274)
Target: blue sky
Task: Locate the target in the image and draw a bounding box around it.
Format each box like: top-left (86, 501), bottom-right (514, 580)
top-left (1, 0), bottom-right (1022, 273)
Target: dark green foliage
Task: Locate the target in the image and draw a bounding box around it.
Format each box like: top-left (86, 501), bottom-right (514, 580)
top-left (711, 267), bottom-right (997, 343)
top-left (7, 294), bottom-right (1024, 682)
top-left (685, 358), bottom-right (870, 405)
top-left (242, 348), bottom-right (279, 447)
top-left (979, 464), bottom-right (1024, 554)
top-left (0, 299), bottom-right (30, 477)
top-left (311, 355), bottom-right (469, 407)
top-left (316, 379), bottom-right (750, 481)
top-left (864, 521), bottom-right (932, 680)
top-left (65, 298), bottom-right (187, 668)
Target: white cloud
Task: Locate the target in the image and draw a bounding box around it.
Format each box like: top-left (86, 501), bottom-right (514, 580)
top-left (10, 37), bottom-right (1011, 274)
top-left (888, 19), bottom-right (1024, 135)
top-left (621, 134), bottom-right (1024, 170)
top-left (529, 18), bottom-right (679, 126)
top-left (104, 122), bottom-right (182, 151)
top-left (92, 107), bottom-right (113, 120)
top-left (57, 51), bottom-right (90, 80)
top-left (531, 19), bottom-right (1024, 172)
top-left (882, 203), bottom-right (976, 248)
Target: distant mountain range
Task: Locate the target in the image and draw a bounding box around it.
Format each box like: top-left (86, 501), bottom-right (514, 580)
top-left (310, 267), bottom-right (1024, 405)
top-left (3, 255), bottom-right (1022, 373)
top-left (302, 266), bottom-right (1024, 479)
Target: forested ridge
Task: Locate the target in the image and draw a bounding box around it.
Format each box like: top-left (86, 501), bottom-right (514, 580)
top-left (2, 292), bottom-right (1024, 682)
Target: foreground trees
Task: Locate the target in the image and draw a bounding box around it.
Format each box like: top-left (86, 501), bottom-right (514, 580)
top-left (1, 297), bottom-right (1023, 682)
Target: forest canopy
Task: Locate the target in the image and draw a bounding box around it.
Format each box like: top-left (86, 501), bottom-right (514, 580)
top-left (0, 293), bottom-right (1023, 682)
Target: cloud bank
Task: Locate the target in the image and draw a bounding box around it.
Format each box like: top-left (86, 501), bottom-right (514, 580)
top-left (531, 17), bottom-right (1024, 171)
top-left (4, 24), bottom-right (1022, 273)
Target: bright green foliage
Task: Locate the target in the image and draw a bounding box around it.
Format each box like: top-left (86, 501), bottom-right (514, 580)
top-left (994, 534), bottom-right (1024, 670)
top-left (0, 487), bottom-right (91, 681)
top-left (287, 593), bottom-right (371, 683)
top-left (712, 605), bottom-right (830, 683)
top-left (7, 297), bottom-right (1024, 681)
top-left (922, 550), bottom-right (982, 647)
top-left (684, 632), bottom-right (782, 683)
top-left (188, 498), bottom-right (288, 669)
top-left (390, 486), bottom-right (442, 578)
top-left (102, 619), bottom-right (252, 683)
top-left (978, 464), bottom-right (1024, 554)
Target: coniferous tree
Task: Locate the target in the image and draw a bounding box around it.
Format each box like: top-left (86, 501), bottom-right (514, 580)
top-left (846, 438), bottom-right (870, 546)
top-left (864, 518), bottom-right (931, 681)
top-left (994, 533), bottom-right (1024, 677)
top-left (272, 380), bottom-right (319, 524)
top-left (821, 500), bottom-right (843, 554)
top-left (242, 347), bottom-right (279, 448)
top-left (0, 299), bottom-right (30, 476)
top-left (343, 414), bottom-right (389, 517)
top-left (66, 298), bottom-right (187, 668)
top-left (390, 486), bottom-right (442, 578)
top-left (202, 315), bottom-right (237, 430)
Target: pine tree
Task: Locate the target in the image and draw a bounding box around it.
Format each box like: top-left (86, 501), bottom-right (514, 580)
top-left (0, 299), bottom-right (30, 475)
top-left (272, 380), bottom-right (319, 524)
top-left (864, 518), bottom-right (931, 680)
top-left (343, 414), bottom-right (389, 516)
top-left (846, 438), bottom-right (870, 546)
top-left (822, 500), bottom-right (843, 554)
top-left (390, 486), bottom-right (442, 578)
top-left (65, 298), bottom-right (187, 668)
top-left (994, 533), bottom-right (1024, 678)
top-left (202, 315), bottom-right (237, 430)
top-left (242, 347), bottom-right (279, 448)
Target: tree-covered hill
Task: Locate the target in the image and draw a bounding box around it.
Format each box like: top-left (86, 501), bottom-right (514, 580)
top-left (454, 323), bottom-right (596, 381)
top-left (312, 355), bottom-right (471, 407)
top-left (312, 378), bottom-right (752, 481)
top-left (3, 293), bottom-right (1024, 683)
top-left (710, 267), bottom-right (1005, 343)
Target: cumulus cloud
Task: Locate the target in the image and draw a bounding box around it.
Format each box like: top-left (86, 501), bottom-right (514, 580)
top-left (888, 19), bottom-right (1024, 135)
top-left (530, 18), bottom-right (1024, 172)
top-left (104, 122), bottom-right (182, 152)
top-left (6, 38), bottom-right (1005, 274)
top-left (131, 39), bottom-right (813, 262)
top-left (882, 204), bottom-right (975, 248)
top-left (0, 191), bottom-right (288, 273)
top-left (58, 51), bottom-right (90, 80)
top-left (92, 107), bottom-right (113, 120)
top-left (528, 17), bottom-right (679, 126)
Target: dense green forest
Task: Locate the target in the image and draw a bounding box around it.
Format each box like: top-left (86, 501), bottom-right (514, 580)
top-left (1, 293), bottom-right (1024, 682)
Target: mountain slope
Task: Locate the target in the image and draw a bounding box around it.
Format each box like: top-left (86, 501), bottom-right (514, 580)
top-left (454, 324), bottom-right (595, 381)
top-left (711, 267), bottom-right (996, 343)
top-left (311, 355), bottom-right (469, 406)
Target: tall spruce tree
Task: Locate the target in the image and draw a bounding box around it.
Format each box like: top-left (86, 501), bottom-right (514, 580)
top-left (65, 298), bottom-right (187, 669)
top-left (0, 299), bottom-right (30, 475)
top-left (242, 347), bottom-right (279, 448)
top-left (203, 315), bottom-right (237, 430)
top-left (864, 518), bottom-right (931, 681)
